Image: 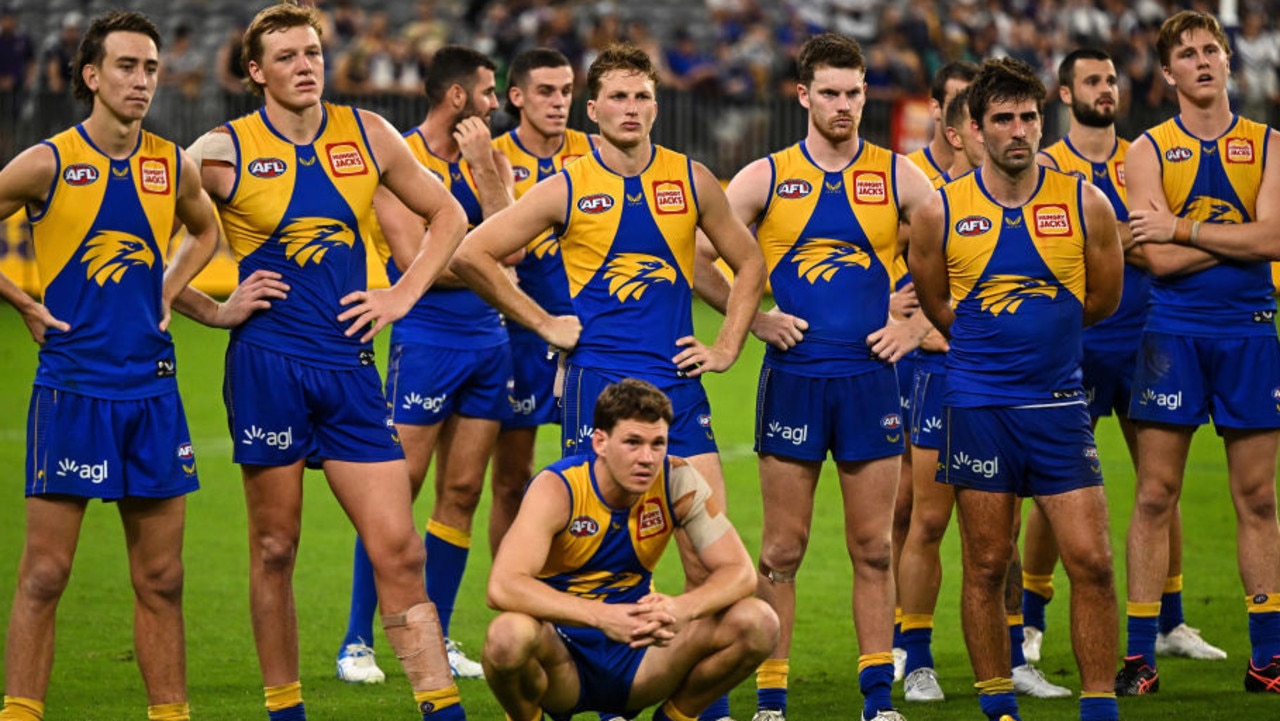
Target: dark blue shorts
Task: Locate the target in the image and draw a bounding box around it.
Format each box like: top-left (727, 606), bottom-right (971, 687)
top-left (224, 340), bottom-right (403, 466)
top-left (896, 354), bottom-right (916, 434)
top-left (754, 364), bottom-right (903, 462)
top-left (504, 336), bottom-right (560, 429)
top-left (909, 366), bottom-right (945, 450)
top-left (386, 342), bottom-right (513, 426)
top-left (937, 404), bottom-right (1103, 497)
top-left (1082, 341), bottom-right (1138, 419)
top-left (553, 624), bottom-right (647, 717)
top-left (26, 386), bottom-right (198, 500)
top-left (559, 364), bottom-right (716, 458)
top-left (1128, 331), bottom-right (1280, 430)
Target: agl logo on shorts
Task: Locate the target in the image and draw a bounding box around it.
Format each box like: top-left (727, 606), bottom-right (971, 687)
top-left (1139, 388), bottom-right (1181, 410)
top-left (952, 451), bottom-right (998, 479)
top-left (57, 458), bottom-right (108, 483)
top-left (766, 420), bottom-right (808, 446)
top-left (242, 425), bottom-right (293, 450)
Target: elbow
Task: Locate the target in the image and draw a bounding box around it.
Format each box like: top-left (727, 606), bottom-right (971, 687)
top-left (486, 576), bottom-right (511, 611)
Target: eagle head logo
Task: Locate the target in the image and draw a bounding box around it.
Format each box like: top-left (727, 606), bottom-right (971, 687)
top-left (603, 253), bottom-right (676, 302)
top-left (1184, 196), bottom-right (1244, 225)
top-left (792, 240), bottom-right (872, 283)
top-left (530, 233), bottom-right (560, 259)
top-left (976, 274), bottom-right (1058, 315)
top-left (278, 217), bottom-right (357, 266)
top-left (82, 231), bottom-right (155, 285)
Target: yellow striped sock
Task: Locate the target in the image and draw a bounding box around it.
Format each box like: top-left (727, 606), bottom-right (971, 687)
top-left (901, 613), bottom-right (934, 631)
top-left (264, 682), bottom-right (303, 712)
top-left (1247, 593), bottom-right (1280, 613)
top-left (659, 700), bottom-right (697, 721)
top-left (756, 658), bottom-right (789, 689)
top-left (1081, 691), bottom-right (1117, 699)
top-left (415, 685), bottom-right (462, 713)
top-left (1126, 601), bottom-right (1161, 618)
top-left (975, 677), bottom-right (1015, 695)
top-left (0, 697), bottom-right (44, 721)
top-left (147, 702), bottom-right (191, 721)
top-left (1023, 572), bottom-right (1054, 599)
top-left (858, 651), bottom-right (894, 673)
top-left (426, 519), bottom-right (471, 549)
top-left (1163, 575), bottom-right (1183, 594)
top-left (1006, 614), bottom-right (1024, 627)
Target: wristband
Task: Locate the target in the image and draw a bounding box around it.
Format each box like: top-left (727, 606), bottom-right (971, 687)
top-left (1189, 220), bottom-right (1202, 246)
top-left (1173, 217), bottom-right (1192, 244)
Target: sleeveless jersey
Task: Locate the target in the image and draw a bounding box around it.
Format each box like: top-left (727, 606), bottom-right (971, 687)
top-left (1143, 115), bottom-right (1274, 336)
top-left (559, 146), bottom-right (699, 376)
top-left (756, 140), bottom-right (901, 376)
top-left (1041, 136), bottom-right (1150, 346)
top-left (30, 126), bottom-right (180, 399)
top-left (220, 103), bottom-right (380, 369)
top-left (907, 145), bottom-right (948, 190)
top-left (538, 453), bottom-right (677, 604)
top-left (942, 167), bottom-right (1089, 406)
top-left (383, 128), bottom-right (505, 349)
top-left (493, 128), bottom-right (594, 345)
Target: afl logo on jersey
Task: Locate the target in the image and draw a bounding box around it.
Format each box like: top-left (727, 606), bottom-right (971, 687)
top-left (1033, 204), bottom-right (1072, 236)
top-left (1226, 138), bottom-right (1255, 164)
top-left (853, 171), bottom-right (888, 205)
top-left (63, 164), bottom-right (99, 186)
top-left (248, 157), bottom-right (287, 178)
top-left (653, 180), bottom-right (688, 214)
top-left (512, 165), bottom-right (531, 182)
top-left (776, 179), bottom-right (813, 199)
top-left (578, 194), bottom-right (614, 214)
top-left (325, 142), bottom-right (368, 176)
top-left (568, 515), bottom-right (599, 537)
top-left (1164, 146), bottom-right (1193, 163)
top-left (139, 157), bottom-right (170, 195)
top-left (955, 215), bottom-right (993, 236)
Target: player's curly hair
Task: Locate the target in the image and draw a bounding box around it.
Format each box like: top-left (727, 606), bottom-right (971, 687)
top-left (72, 11), bottom-right (162, 106)
top-left (586, 43), bottom-right (659, 100)
top-left (593, 378), bottom-right (674, 434)
top-left (967, 57), bottom-right (1045, 129)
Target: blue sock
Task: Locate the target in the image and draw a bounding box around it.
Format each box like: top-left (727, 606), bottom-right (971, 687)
top-left (1079, 695), bottom-right (1119, 721)
top-left (268, 705), bottom-right (307, 721)
top-left (1248, 608), bottom-right (1280, 667)
top-left (341, 536), bottom-right (378, 651)
top-left (1022, 589), bottom-right (1049, 632)
top-left (756, 688), bottom-right (786, 713)
top-left (698, 695), bottom-right (730, 720)
top-left (1009, 622), bottom-right (1026, 668)
top-left (422, 705), bottom-right (467, 721)
top-left (902, 627), bottom-right (934, 676)
top-left (858, 661), bottom-right (893, 720)
top-left (893, 616), bottom-right (904, 648)
top-left (424, 521), bottom-right (470, 637)
top-left (977, 692), bottom-right (1018, 721)
top-left (1158, 590), bottom-right (1184, 635)
top-left (1126, 614), bottom-right (1159, 668)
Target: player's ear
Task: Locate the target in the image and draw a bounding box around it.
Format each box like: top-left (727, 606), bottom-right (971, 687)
top-left (591, 427), bottom-right (608, 456)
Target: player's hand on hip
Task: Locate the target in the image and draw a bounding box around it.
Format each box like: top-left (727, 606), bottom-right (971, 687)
top-left (867, 317), bottom-right (926, 363)
top-left (22, 303), bottom-right (70, 345)
top-left (215, 269), bottom-right (290, 329)
top-left (540, 315), bottom-right (582, 354)
top-left (673, 336), bottom-right (734, 377)
top-left (751, 306), bottom-right (808, 350)
top-left (339, 285), bottom-right (413, 343)
top-left (919, 327), bottom-right (950, 353)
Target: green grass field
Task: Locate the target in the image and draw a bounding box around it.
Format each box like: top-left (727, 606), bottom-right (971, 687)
top-left (0, 303), bottom-right (1274, 720)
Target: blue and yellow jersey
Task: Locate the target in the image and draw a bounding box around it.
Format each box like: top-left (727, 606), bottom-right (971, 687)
top-left (538, 453), bottom-right (677, 604)
top-left (1041, 136), bottom-right (1149, 346)
top-left (220, 103), bottom-right (380, 368)
top-left (493, 128), bottom-right (594, 344)
top-left (1143, 115), bottom-right (1274, 336)
top-left (942, 167), bottom-right (1088, 406)
top-left (907, 145), bottom-right (948, 190)
top-left (380, 128), bottom-right (506, 350)
top-left (30, 126), bottom-right (180, 399)
top-left (559, 146), bottom-right (699, 376)
top-left (756, 140), bottom-right (900, 376)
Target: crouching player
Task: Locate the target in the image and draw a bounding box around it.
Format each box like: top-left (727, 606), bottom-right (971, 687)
top-left (481, 378), bottom-right (779, 721)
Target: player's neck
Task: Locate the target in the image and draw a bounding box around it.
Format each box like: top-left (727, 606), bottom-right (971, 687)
top-left (596, 137), bottom-right (653, 177)
top-left (262, 98), bottom-right (324, 145)
top-left (592, 459), bottom-right (641, 510)
top-left (1065, 124), bottom-right (1116, 163)
top-left (515, 123), bottom-right (565, 158)
top-left (80, 110), bottom-right (142, 159)
top-left (981, 162), bottom-right (1040, 208)
top-left (1176, 94), bottom-right (1234, 139)
top-left (805, 132), bottom-right (860, 172)
top-left (928, 134), bottom-right (955, 170)
top-left (420, 114), bottom-right (461, 162)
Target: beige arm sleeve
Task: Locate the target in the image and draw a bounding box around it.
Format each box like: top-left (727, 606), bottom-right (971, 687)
top-left (669, 461), bottom-right (732, 552)
top-left (187, 130), bottom-right (236, 165)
